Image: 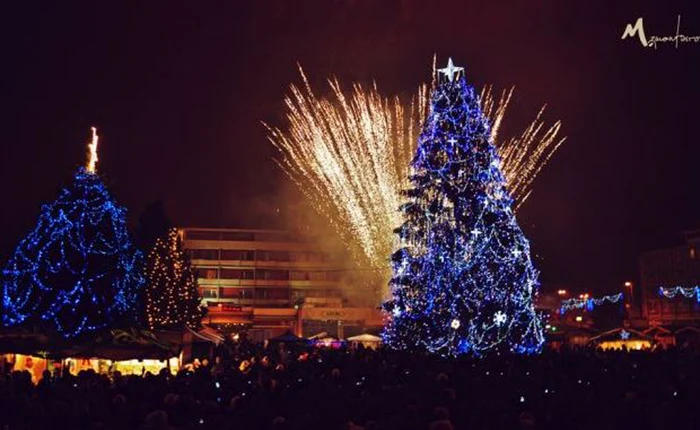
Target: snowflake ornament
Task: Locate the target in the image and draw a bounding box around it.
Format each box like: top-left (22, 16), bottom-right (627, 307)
top-left (494, 311), bottom-right (507, 326)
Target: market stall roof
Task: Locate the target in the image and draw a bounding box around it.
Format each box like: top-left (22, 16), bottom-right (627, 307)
top-left (643, 326), bottom-right (673, 336)
top-left (589, 327), bottom-right (651, 343)
top-left (0, 327), bottom-right (179, 360)
top-left (674, 326), bottom-right (700, 335)
top-left (307, 332), bottom-right (328, 340)
top-left (347, 333), bottom-right (382, 342)
top-left (187, 325), bottom-right (224, 345)
top-left (269, 331), bottom-right (309, 344)
top-left (589, 328), bottom-right (653, 350)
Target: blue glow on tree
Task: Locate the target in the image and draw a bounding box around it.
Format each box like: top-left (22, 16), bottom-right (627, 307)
top-left (382, 59), bottom-right (544, 355)
top-left (2, 133), bottom-right (144, 338)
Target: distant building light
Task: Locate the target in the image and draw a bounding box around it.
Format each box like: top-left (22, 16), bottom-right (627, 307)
top-left (575, 316), bottom-right (583, 322)
top-left (557, 289), bottom-right (567, 296)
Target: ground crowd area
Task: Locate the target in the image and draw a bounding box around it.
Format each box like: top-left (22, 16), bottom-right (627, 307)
top-left (1, 341), bottom-right (699, 430)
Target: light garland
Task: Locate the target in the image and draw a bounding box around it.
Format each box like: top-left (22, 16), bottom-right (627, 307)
top-left (382, 58), bottom-right (544, 356)
top-left (658, 286), bottom-right (700, 302)
top-left (559, 293), bottom-right (623, 314)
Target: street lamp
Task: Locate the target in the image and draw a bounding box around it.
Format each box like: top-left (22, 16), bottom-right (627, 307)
top-left (625, 281), bottom-right (634, 300)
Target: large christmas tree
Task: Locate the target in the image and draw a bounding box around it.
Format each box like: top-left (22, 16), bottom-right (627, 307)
top-left (1, 128), bottom-right (144, 337)
top-left (145, 228), bottom-right (203, 329)
top-left (383, 59), bottom-right (544, 355)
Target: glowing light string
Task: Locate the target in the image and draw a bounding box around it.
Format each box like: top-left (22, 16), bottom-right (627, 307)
top-left (658, 286), bottom-right (700, 302)
top-left (559, 293), bottom-right (624, 314)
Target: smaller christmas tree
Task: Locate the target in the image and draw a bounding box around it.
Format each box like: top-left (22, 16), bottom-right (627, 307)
top-left (145, 228), bottom-right (203, 329)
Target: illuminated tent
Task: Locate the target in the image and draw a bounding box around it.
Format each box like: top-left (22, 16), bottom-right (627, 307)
top-left (589, 328), bottom-right (653, 350)
top-left (0, 327), bottom-right (179, 360)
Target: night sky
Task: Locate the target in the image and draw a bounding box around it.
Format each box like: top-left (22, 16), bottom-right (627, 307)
top-left (2, 0), bottom-right (700, 292)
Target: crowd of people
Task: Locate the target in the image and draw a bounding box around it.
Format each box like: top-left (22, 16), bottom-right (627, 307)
top-left (1, 338), bottom-right (700, 430)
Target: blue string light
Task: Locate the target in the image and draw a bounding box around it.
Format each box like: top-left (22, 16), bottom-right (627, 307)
top-left (2, 168), bottom-right (144, 337)
top-left (559, 293), bottom-right (624, 314)
top-left (382, 59), bottom-right (544, 356)
top-left (658, 286), bottom-right (700, 303)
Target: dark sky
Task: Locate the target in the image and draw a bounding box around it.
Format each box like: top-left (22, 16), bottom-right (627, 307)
top-left (2, 0), bottom-right (700, 291)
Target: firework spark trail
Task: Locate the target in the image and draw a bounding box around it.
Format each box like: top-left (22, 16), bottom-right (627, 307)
top-left (265, 67), bottom-right (564, 271)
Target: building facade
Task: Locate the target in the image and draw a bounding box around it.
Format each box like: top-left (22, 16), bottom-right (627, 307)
top-left (639, 230), bottom-right (700, 326)
top-left (180, 228), bottom-right (383, 340)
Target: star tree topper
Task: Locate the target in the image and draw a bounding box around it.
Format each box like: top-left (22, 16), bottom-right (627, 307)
top-left (438, 57), bottom-right (464, 82)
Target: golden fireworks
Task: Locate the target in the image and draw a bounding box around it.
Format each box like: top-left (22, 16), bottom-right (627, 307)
top-left (86, 126), bottom-right (99, 174)
top-left (265, 66), bottom-right (564, 272)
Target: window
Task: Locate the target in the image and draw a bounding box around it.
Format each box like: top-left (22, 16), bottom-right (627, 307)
top-left (199, 287), bottom-right (218, 299)
top-left (197, 268), bottom-right (218, 279)
top-left (220, 269), bottom-right (255, 280)
top-left (256, 269), bottom-right (290, 281)
top-left (220, 250), bottom-right (255, 260)
top-left (186, 231), bottom-right (221, 241)
top-left (255, 289), bottom-right (289, 300)
top-left (290, 271), bottom-right (309, 281)
top-left (325, 289), bottom-right (342, 298)
top-left (254, 232), bottom-right (290, 242)
top-left (290, 252), bottom-right (308, 262)
top-left (257, 250), bottom-right (290, 262)
top-left (220, 288), bottom-right (253, 298)
top-left (308, 271), bottom-right (327, 281)
top-left (326, 271), bottom-right (342, 282)
top-left (267, 289), bottom-right (290, 300)
top-left (299, 289), bottom-right (324, 298)
top-left (221, 232), bottom-right (255, 241)
top-left (189, 249), bottom-right (219, 260)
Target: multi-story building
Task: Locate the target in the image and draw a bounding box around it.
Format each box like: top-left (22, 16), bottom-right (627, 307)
top-left (180, 227), bottom-right (383, 340)
top-left (639, 229), bottom-right (700, 326)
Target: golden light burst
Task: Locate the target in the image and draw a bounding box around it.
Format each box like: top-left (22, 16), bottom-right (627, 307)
top-left (86, 126), bottom-right (99, 174)
top-left (265, 66), bottom-right (564, 273)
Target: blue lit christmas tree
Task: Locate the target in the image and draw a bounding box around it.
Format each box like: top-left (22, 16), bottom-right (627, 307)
top-left (383, 59), bottom-right (544, 355)
top-left (2, 128), bottom-right (144, 337)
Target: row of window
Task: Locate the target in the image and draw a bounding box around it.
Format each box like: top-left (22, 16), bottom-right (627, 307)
top-left (188, 249), bottom-right (331, 263)
top-left (185, 230), bottom-right (304, 243)
top-left (199, 287), bottom-right (343, 300)
top-left (197, 268), bottom-right (343, 282)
